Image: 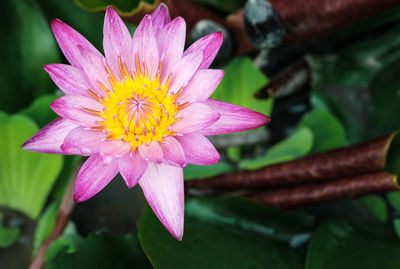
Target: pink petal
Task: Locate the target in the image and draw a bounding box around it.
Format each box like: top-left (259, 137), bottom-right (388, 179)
top-left (199, 99), bottom-right (271, 136)
top-left (118, 151), bottom-right (147, 188)
top-left (51, 19), bottom-right (101, 67)
top-left (138, 141), bottom-right (163, 163)
top-left (44, 64), bottom-right (91, 97)
top-left (176, 133), bottom-right (220, 165)
top-left (50, 95), bottom-right (104, 127)
top-left (100, 140), bottom-right (131, 161)
top-left (151, 3), bottom-right (171, 36)
top-left (160, 136), bottom-right (186, 167)
top-left (22, 118), bottom-right (77, 154)
top-left (139, 162), bottom-right (184, 240)
top-left (172, 102), bottom-right (220, 133)
top-left (131, 15), bottom-right (159, 79)
top-left (156, 17), bottom-right (186, 81)
top-left (61, 127), bottom-right (105, 156)
top-left (74, 154), bottom-right (119, 202)
top-left (178, 69), bottom-right (224, 103)
top-left (51, 19), bottom-right (109, 96)
top-left (103, 6), bottom-right (132, 78)
top-left (168, 50), bottom-right (202, 94)
top-left (183, 32), bottom-right (223, 69)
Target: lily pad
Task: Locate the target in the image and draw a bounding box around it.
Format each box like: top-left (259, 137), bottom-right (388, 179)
top-left (239, 127), bottom-right (313, 170)
top-left (306, 219), bottom-right (400, 269)
top-left (296, 108), bottom-right (348, 153)
top-left (139, 197), bottom-right (309, 269)
top-left (184, 158), bottom-right (234, 180)
top-left (45, 232), bottom-right (152, 269)
top-left (0, 112), bottom-right (63, 219)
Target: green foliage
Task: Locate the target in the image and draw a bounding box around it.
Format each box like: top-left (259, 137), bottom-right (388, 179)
top-left (359, 195), bottom-right (388, 223)
top-left (0, 112), bottom-right (63, 219)
top-left (74, 0), bottom-right (157, 15)
top-left (20, 94), bottom-right (58, 128)
top-left (239, 128), bottom-right (313, 170)
top-left (212, 57), bottom-right (273, 116)
top-left (296, 108), bottom-right (348, 154)
top-left (33, 202), bottom-right (59, 256)
top-left (184, 158), bottom-right (234, 180)
top-left (193, 0), bottom-right (246, 13)
top-left (45, 233), bottom-right (84, 263)
top-left (394, 220), bottom-right (400, 241)
top-left (0, 226), bottom-right (20, 248)
top-left (387, 191), bottom-right (400, 212)
top-left (0, 0), bottom-right (60, 113)
top-left (138, 197), bottom-right (309, 269)
top-left (305, 220), bottom-right (400, 269)
top-left (45, 232), bottom-right (152, 269)
top-left (307, 24), bottom-right (400, 143)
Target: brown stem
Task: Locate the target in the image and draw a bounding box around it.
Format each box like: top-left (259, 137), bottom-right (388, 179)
top-left (187, 132), bottom-right (399, 189)
top-left (248, 172), bottom-right (399, 209)
top-left (254, 59), bottom-right (310, 99)
top-left (269, 0), bottom-right (400, 43)
top-left (29, 174), bottom-right (76, 269)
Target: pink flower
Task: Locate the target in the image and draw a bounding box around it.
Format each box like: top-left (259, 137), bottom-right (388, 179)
top-left (22, 4), bottom-right (270, 240)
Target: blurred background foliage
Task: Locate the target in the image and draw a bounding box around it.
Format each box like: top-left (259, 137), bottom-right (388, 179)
top-left (1, 0), bottom-right (400, 268)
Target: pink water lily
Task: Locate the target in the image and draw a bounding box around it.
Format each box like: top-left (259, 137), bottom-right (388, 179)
top-left (22, 4), bottom-right (270, 240)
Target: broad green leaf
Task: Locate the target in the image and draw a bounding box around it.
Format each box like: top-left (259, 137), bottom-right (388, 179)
top-left (307, 24), bottom-right (400, 143)
top-left (296, 108), bottom-right (348, 153)
top-left (51, 156), bottom-right (81, 201)
top-left (239, 128), bottom-right (313, 170)
top-left (193, 0), bottom-right (246, 13)
top-left (305, 219), bottom-right (400, 269)
top-left (45, 232), bottom-right (152, 269)
top-left (212, 57), bottom-right (273, 116)
top-left (74, 0), bottom-right (157, 15)
top-left (0, 112), bottom-right (63, 219)
top-left (358, 195), bottom-right (388, 223)
top-left (33, 202), bottom-right (59, 256)
top-left (20, 94), bottom-right (58, 128)
top-left (395, 219), bottom-right (400, 240)
top-left (139, 197), bottom-right (308, 269)
top-left (387, 192), bottom-right (400, 212)
top-left (184, 158), bottom-right (234, 180)
top-left (0, 0), bottom-right (60, 113)
top-left (45, 222), bottom-right (82, 263)
top-left (0, 226), bottom-right (20, 248)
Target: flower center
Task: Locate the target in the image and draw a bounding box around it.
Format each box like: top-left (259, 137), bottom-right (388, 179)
top-left (89, 56), bottom-right (184, 150)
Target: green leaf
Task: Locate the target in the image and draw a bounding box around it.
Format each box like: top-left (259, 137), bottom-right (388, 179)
top-left (0, 0), bottom-right (60, 113)
top-left (358, 195), bottom-right (388, 223)
top-left (45, 232), bottom-right (152, 269)
top-left (305, 219), bottom-right (400, 269)
top-left (45, 233), bottom-right (83, 263)
top-left (20, 94), bottom-right (58, 128)
top-left (296, 108), bottom-right (348, 154)
top-left (387, 191), bottom-right (400, 212)
top-left (73, 0), bottom-right (157, 15)
top-left (307, 24), bottom-right (400, 143)
top-left (212, 57), bottom-right (273, 116)
top-left (33, 202), bottom-right (60, 256)
top-left (192, 0), bottom-right (246, 13)
top-left (139, 197), bottom-right (308, 269)
top-left (239, 128), bottom-right (313, 170)
top-left (0, 112), bottom-right (63, 219)
top-left (45, 223), bottom-right (83, 263)
top-left (0, 226), bottom-right (20, 248)
top-left (184, 158), bottom-right (234, 180)
top-left (394, 219), bottom-right (400, 241)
